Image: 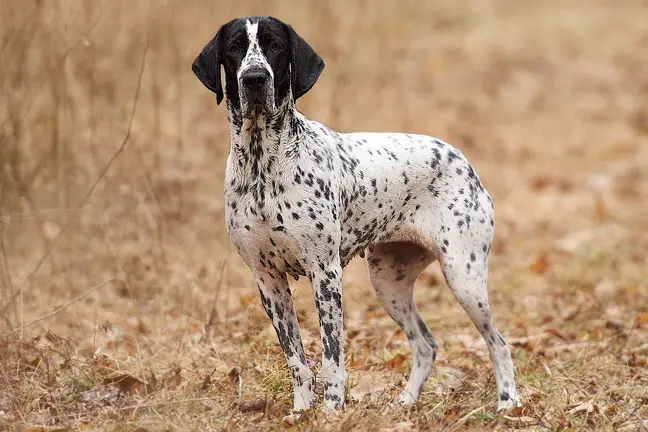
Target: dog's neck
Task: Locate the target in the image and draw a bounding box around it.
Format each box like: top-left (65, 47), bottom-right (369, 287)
top-left (226, 95), bottom-right (303, 202)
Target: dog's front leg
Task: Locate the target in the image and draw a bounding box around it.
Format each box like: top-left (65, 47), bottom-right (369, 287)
top-left (254, 270), bottom-right (315, 411)
top-left (311, 259), bottom-right (347, 412)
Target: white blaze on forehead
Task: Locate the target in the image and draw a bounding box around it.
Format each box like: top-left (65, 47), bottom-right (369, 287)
top-left (237, 20), bottom-right (274, 81)
top-left (246, 20), bottom-right (259, 46)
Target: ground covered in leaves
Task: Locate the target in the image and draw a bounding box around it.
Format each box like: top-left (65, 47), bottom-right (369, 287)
top-left (1, 0), bottom-right (647, 431)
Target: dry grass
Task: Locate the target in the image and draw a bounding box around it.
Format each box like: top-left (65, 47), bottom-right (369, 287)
top-left (1, 0), bottom-right (647, 430)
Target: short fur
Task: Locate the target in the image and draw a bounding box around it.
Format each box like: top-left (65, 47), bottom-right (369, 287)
top-left (192, 16), bottom-right (517, 413)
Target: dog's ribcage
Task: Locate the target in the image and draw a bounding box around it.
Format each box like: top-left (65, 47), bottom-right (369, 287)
top-left (224, 111), bottom-right (493, 277)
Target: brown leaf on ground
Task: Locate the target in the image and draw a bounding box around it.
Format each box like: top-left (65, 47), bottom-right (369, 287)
top-left (162, 366), bottom-right (182, 389)
top-left (636, 311), bottom-right (648, 326)
top-left (240, 295), bottom-right (258, 307)
top-left (200, 369), bottom-right (216, 390)
top-left (103, 374), bottom-right (147, 395)
top-left (605, 318), bottom-right (625, 332)
top-left (384, 353), bottom-right (408, 370)
top-left (227, 366), bottom-right (241, 385)
top-left (443, 406), bottom-right (461, 423)
top-left (529, 254), bottom-right (548, 274)
top-left (567, 401), bottom-right (598, 415)
top-left (90, 355), bottom-right (118, 378)
top-left (531, 176), bottom-right (551, 191)
top-left (626, 353), bottom-right (647, 369)
top-left (238, 398), bottom-right (266, 413)
top-left (349, 346), bottom-right (370, 367)
top-left (510, 399), bottom-right (536, 417)
top-left (604, 404), bottom-right (619, 416)
top-left (545, 328), bottom-right (570, 340)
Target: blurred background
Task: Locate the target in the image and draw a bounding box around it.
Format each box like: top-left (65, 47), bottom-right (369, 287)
top-left (1, 0), bottom-right (647, 429)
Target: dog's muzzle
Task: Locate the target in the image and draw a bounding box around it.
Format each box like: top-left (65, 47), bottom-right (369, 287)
top-left (240, 68), bottom-right (273, 116)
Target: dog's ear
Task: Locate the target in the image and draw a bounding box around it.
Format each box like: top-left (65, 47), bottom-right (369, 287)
top-left (287, 25), bottom-right (325, 100)
top-left (192, 28), bottom-right (224, 104)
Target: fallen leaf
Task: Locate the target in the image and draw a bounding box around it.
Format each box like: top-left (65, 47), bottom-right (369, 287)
top-left (349, 347), bottom-right (370, 367)
top-left (443, 406), bottom-right (460, 422)
top-left (604, 405), bottom-right (619, 416)
top-left (568, 401), bottom-right (598, 415)
top-left (163, 366), bottom-right (182, 389)
top-left (103, 374), bottom-right (146, 395)
top-left (201, 369), bottom-right (216, 390)
top-left (228, 366), bottom-right (241, 385)
top-left (510, 399), bottom-right (535, 418)
top-left (626, 353), bottom-right (647, 369)
top-left (636, 311), bottom-right (648, 326)
top-left (528, 254), bottom-right (548, 274)
top-left (384, 353), bottom-right (408, 370)
top-left (238, 398), bottom-right (266, 413)
top-left (545, 328), bottom-right (569, 340)
top-left (605, 319), bottom-right (624, 332)
top-left (531, 176), bottom-right (551, 191)
top-left (240, 295), bottom-right (258, 307)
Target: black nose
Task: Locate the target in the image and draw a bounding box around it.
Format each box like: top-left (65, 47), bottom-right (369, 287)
top-left (242, 70), bottom-right (269, 91)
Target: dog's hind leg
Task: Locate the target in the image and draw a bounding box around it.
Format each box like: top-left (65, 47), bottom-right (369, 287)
top-left (367, 241), bottom-right (437, 405)
top-left (432, 201), bottom-right (517, 411)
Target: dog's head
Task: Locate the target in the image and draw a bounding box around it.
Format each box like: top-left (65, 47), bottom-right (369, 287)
top-left (192, 16), bottom-right (324, 119)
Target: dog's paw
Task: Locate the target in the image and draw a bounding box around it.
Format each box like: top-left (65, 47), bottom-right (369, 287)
top-left (396, 388), bottom-right (418, 406)
top-left (282, 412), bottom-right (304, 426)
top-left (496, 397), bottom-right (522, 413)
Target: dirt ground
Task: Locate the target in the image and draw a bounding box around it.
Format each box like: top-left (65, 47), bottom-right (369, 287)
top-left (1, 0), bottom-right (647, 430)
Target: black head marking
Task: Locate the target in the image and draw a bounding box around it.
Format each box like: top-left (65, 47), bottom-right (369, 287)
top-left (193, 17), bottom-right (324, 108)
top-left (285, 23), bottom-right (325, 100)
top-left (192, 20), bottom-right (233, 104)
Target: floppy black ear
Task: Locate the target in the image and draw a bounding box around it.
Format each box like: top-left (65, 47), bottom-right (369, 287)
top-left (192, 29), bottom-right (224, 104)
top-left (287, 25), bottom-right (325, 100)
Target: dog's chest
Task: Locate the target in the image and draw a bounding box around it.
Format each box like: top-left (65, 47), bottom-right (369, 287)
top-left (225, 192), bottom-right (310, 276)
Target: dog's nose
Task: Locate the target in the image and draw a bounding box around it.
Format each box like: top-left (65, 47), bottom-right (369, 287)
top-left (242, 70), bottom-right (270, 91)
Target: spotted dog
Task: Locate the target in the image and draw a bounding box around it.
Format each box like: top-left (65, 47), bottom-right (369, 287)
top-left (192, 16), bottom-right (517, 413)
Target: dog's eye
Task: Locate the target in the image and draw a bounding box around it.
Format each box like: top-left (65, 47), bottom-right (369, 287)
top-left (270, 41), bottom-right (281, 51)
top-left (229, 44), bottom-right (240, 54)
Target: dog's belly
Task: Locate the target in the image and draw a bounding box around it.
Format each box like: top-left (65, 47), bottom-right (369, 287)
top-left (338, 204), bottom-right (433, 267)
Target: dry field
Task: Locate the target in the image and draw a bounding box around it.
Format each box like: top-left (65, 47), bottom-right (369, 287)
top-left (1, 0), bottom-right (647, 430)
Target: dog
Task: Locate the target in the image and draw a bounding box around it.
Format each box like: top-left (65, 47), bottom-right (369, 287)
top-left (192, 16), bottom-right (517, 413)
